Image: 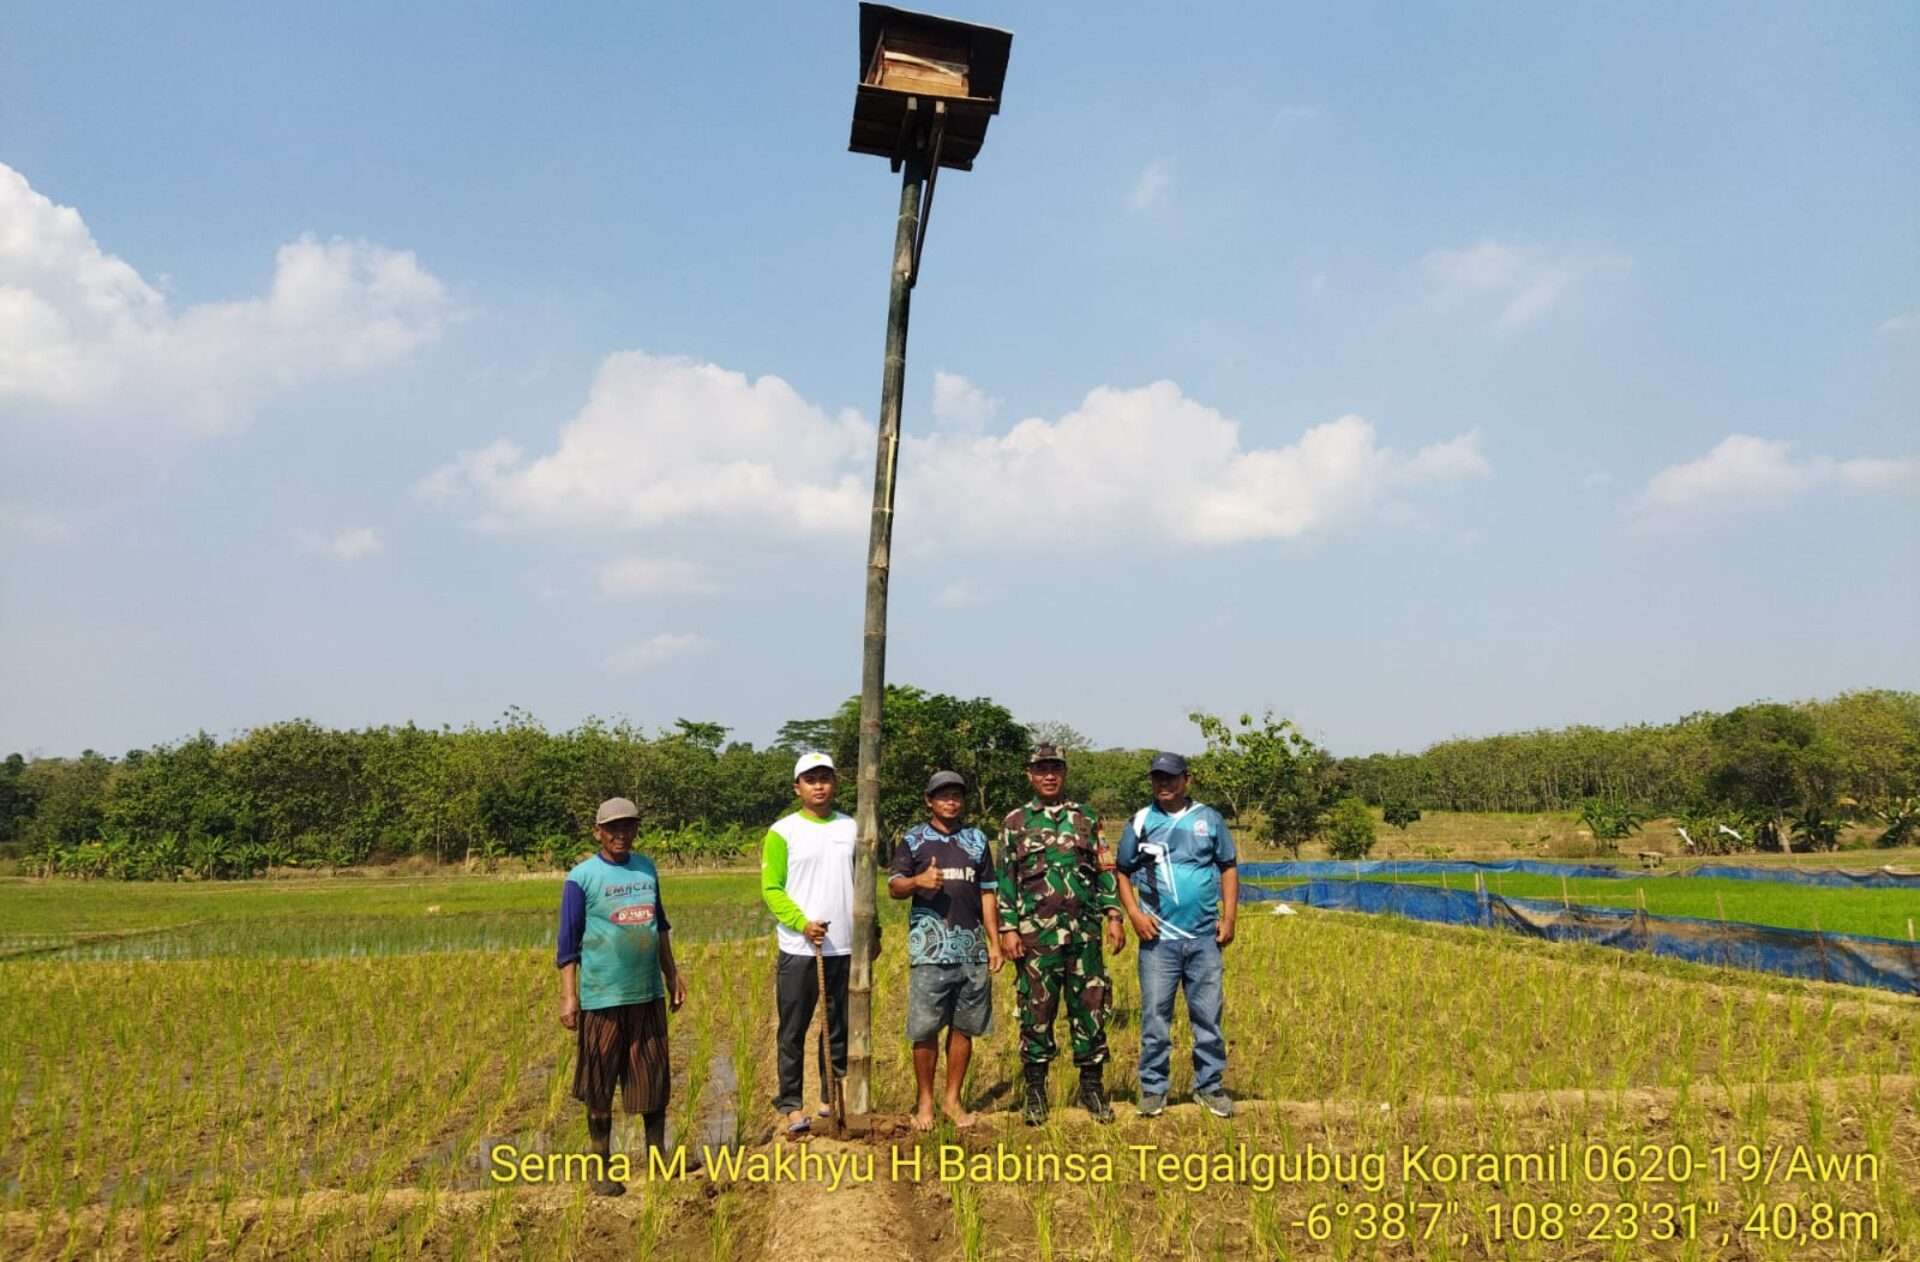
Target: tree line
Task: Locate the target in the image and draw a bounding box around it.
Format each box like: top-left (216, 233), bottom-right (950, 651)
top-left (2, 688), bottom-right (1913, 879)
top-left (0, 689), bottom-right (1156, 880)
top-left (1340, 690), bottom-right (1919, 851)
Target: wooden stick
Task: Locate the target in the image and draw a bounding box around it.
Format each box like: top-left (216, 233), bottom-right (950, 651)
top-left (1561, 874), bottom-right (1571, 910)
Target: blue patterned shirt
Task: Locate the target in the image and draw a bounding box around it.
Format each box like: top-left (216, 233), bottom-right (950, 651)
top-left (889, 822), bottom-right (997, 965)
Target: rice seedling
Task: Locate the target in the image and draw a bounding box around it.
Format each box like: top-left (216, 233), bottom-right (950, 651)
top-left (3, 871), bottom-right (1914, 1259)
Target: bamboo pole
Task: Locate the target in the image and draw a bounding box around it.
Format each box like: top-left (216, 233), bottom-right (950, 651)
top-left (847, 148), bottom-right (930, 1121)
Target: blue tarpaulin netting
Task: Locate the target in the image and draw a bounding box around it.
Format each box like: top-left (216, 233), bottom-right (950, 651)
top-left (1237, 858), bottom-right (1920, 889)
top-left (1241, 879), bottom-right (1920, 997)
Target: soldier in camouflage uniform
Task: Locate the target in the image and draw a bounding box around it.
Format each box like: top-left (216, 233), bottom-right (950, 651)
top-left (996, 744), bottom-right (1127, 1124)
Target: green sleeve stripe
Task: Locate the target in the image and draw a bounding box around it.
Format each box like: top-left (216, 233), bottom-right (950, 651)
top-left (760, 828), bottom-right (809, 933)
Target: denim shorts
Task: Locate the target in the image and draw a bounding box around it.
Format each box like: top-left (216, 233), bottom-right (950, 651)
top-left (906, 961), bottom-right (993, 1041)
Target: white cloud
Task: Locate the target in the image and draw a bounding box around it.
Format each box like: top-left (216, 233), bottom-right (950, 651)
top-left (418, 352), bottom-right (869, 535)
top-left (0, 162), bottom-right (447, 437)
top-left (931, 370), bottom-right (998, 430)
top-left (1836, 457), bottom-right (1920, 489)
top-left (935, 579), bottom-right (987, 608)
top-left (1637, 434), bottom-right (1918, 525)
top-left (1128, 159), bottom-right (1173, 212)
top-left (1419, 239), bottom-right (1629, 329)
top-left (426, 354), bottom-right (1489, 558)
top-left (1879, 312), bottom-right (1915, 336)
top-left (298, 526), bottom-right (383, 561)
top-left (904, 382), bottom-right (1486, 548)
top-left (605, 633), bottom-right (707, 674)
top-left (597, 555), bottom-right (717, 597)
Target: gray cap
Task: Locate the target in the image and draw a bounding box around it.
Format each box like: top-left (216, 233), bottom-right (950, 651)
top-left (925, 770), bottom-right (967, 794)
top-left (595, 797), bottom-right (641, 826)
top-left (1148, 752), bottom-right (1189, 776)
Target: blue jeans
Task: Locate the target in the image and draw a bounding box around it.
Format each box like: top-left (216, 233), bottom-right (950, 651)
top-left (1137, 934), bottom-right (1225, 1096)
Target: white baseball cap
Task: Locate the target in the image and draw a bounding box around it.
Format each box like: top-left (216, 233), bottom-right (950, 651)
top-left (793, 751), bottom-right (836, 779)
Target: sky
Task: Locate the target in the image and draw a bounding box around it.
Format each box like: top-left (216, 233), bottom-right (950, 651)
top-left (2, 1), bottom-right (1915, 760)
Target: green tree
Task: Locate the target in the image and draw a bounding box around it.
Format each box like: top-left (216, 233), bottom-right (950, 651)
top-left (773, 718), bottom-right (836, 753)
top-left (1789, 805), bottom-right (1842, 852)
top-left (1578, 798), bottom-right (1643, 845)
top-left (669, 719), bottom-right (730, 752)
top-left (0, 752), bottom-right (38, 846)
top-left (1024, 720), bottom-right (1091, 754)
top-left (1872, 796), bottom-right (1917, 849)
top-left (101, 733), bottom-right (253, 877)
top-left (1188, 711), bottom-right (1335, 858)
top-left (1325, 796), bottom-right (1377, 860)
top-left (1807, 690), bottom-right (1920, 815)
top-left (828, 685), bottom-right (1031, 847)
top-left (19, 752), bottom-right (115, 873)
top-left (1705, 704), bottom-right (1841, 851)
top-left (1382, 800), bottom-right (1421, 830)
top-left (1067, 747), bottom-right (1156, 822)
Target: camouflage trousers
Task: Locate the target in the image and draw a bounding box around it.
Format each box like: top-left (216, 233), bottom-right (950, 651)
top-left (1013, 937), bottom-right (1111, 1068)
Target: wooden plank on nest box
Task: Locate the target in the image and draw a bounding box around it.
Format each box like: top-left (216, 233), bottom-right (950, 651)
top-left (878, 50), bottom-right (968, 96)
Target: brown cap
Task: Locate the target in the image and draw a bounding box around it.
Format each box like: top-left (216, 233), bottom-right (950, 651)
top-left (1027, 744), bottom-right (1067, 767)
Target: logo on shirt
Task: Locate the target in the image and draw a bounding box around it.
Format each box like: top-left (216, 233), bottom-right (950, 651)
top-left (1194, 820), bottom-right (1211, 837)
top-left (610, 904), bottom-right (656, 926)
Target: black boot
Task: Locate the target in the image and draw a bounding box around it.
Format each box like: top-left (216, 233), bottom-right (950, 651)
top-left (1078, 1068), bottom-right (1114, 1124)
top-left (643, 1109), bottom-right (702, 1176)
top-left (587, 1114), bottom-right (625, 1196)
top-left (1021, 1063), bottom-right (1049, 1126)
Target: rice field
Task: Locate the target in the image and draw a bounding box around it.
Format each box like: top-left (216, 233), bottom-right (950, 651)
top-left (2, 872), bottom-right (1915, 1259)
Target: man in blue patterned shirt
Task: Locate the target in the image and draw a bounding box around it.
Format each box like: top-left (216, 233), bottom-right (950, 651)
top-left (887, 770), bottom-right (1005, 1130)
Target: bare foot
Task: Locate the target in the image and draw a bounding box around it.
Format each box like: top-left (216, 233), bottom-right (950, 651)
top-left (911, 1105), bottom-right (935, 1132)
top-left (940, 1098), bottom-right (976, 1128)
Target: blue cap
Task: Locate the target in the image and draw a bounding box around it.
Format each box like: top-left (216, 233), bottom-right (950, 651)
top-left (1149, 752), bottom-right (1188, 776)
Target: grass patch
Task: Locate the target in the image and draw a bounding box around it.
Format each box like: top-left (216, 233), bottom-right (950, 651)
top-left (1311, 872), bottom-right (1920, 940)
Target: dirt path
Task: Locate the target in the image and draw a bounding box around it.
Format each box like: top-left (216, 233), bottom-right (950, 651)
top-left (752, 982), bottom-right (947, 1262)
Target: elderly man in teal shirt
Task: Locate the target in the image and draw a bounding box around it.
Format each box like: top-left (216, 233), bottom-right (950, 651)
top-left (557, 797), bottom-right (687, 1194)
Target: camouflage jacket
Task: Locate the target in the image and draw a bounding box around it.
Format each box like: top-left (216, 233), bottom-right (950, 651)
top-left (995, 798), bottom-right (1119, 950)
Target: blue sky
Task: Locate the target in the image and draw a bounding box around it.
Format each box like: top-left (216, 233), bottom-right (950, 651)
top-left (3, 1), bottom-right (1915, 759)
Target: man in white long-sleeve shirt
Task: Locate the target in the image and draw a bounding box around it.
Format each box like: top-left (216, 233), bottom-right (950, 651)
top-left (760, 751), bottom-right (855, 1137)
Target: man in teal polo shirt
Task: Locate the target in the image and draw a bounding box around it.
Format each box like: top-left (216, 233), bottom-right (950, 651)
top-left (556, 797), bottom-right (688, 1195)
top-left (1116, 752), bottom-right (1238, 1119)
